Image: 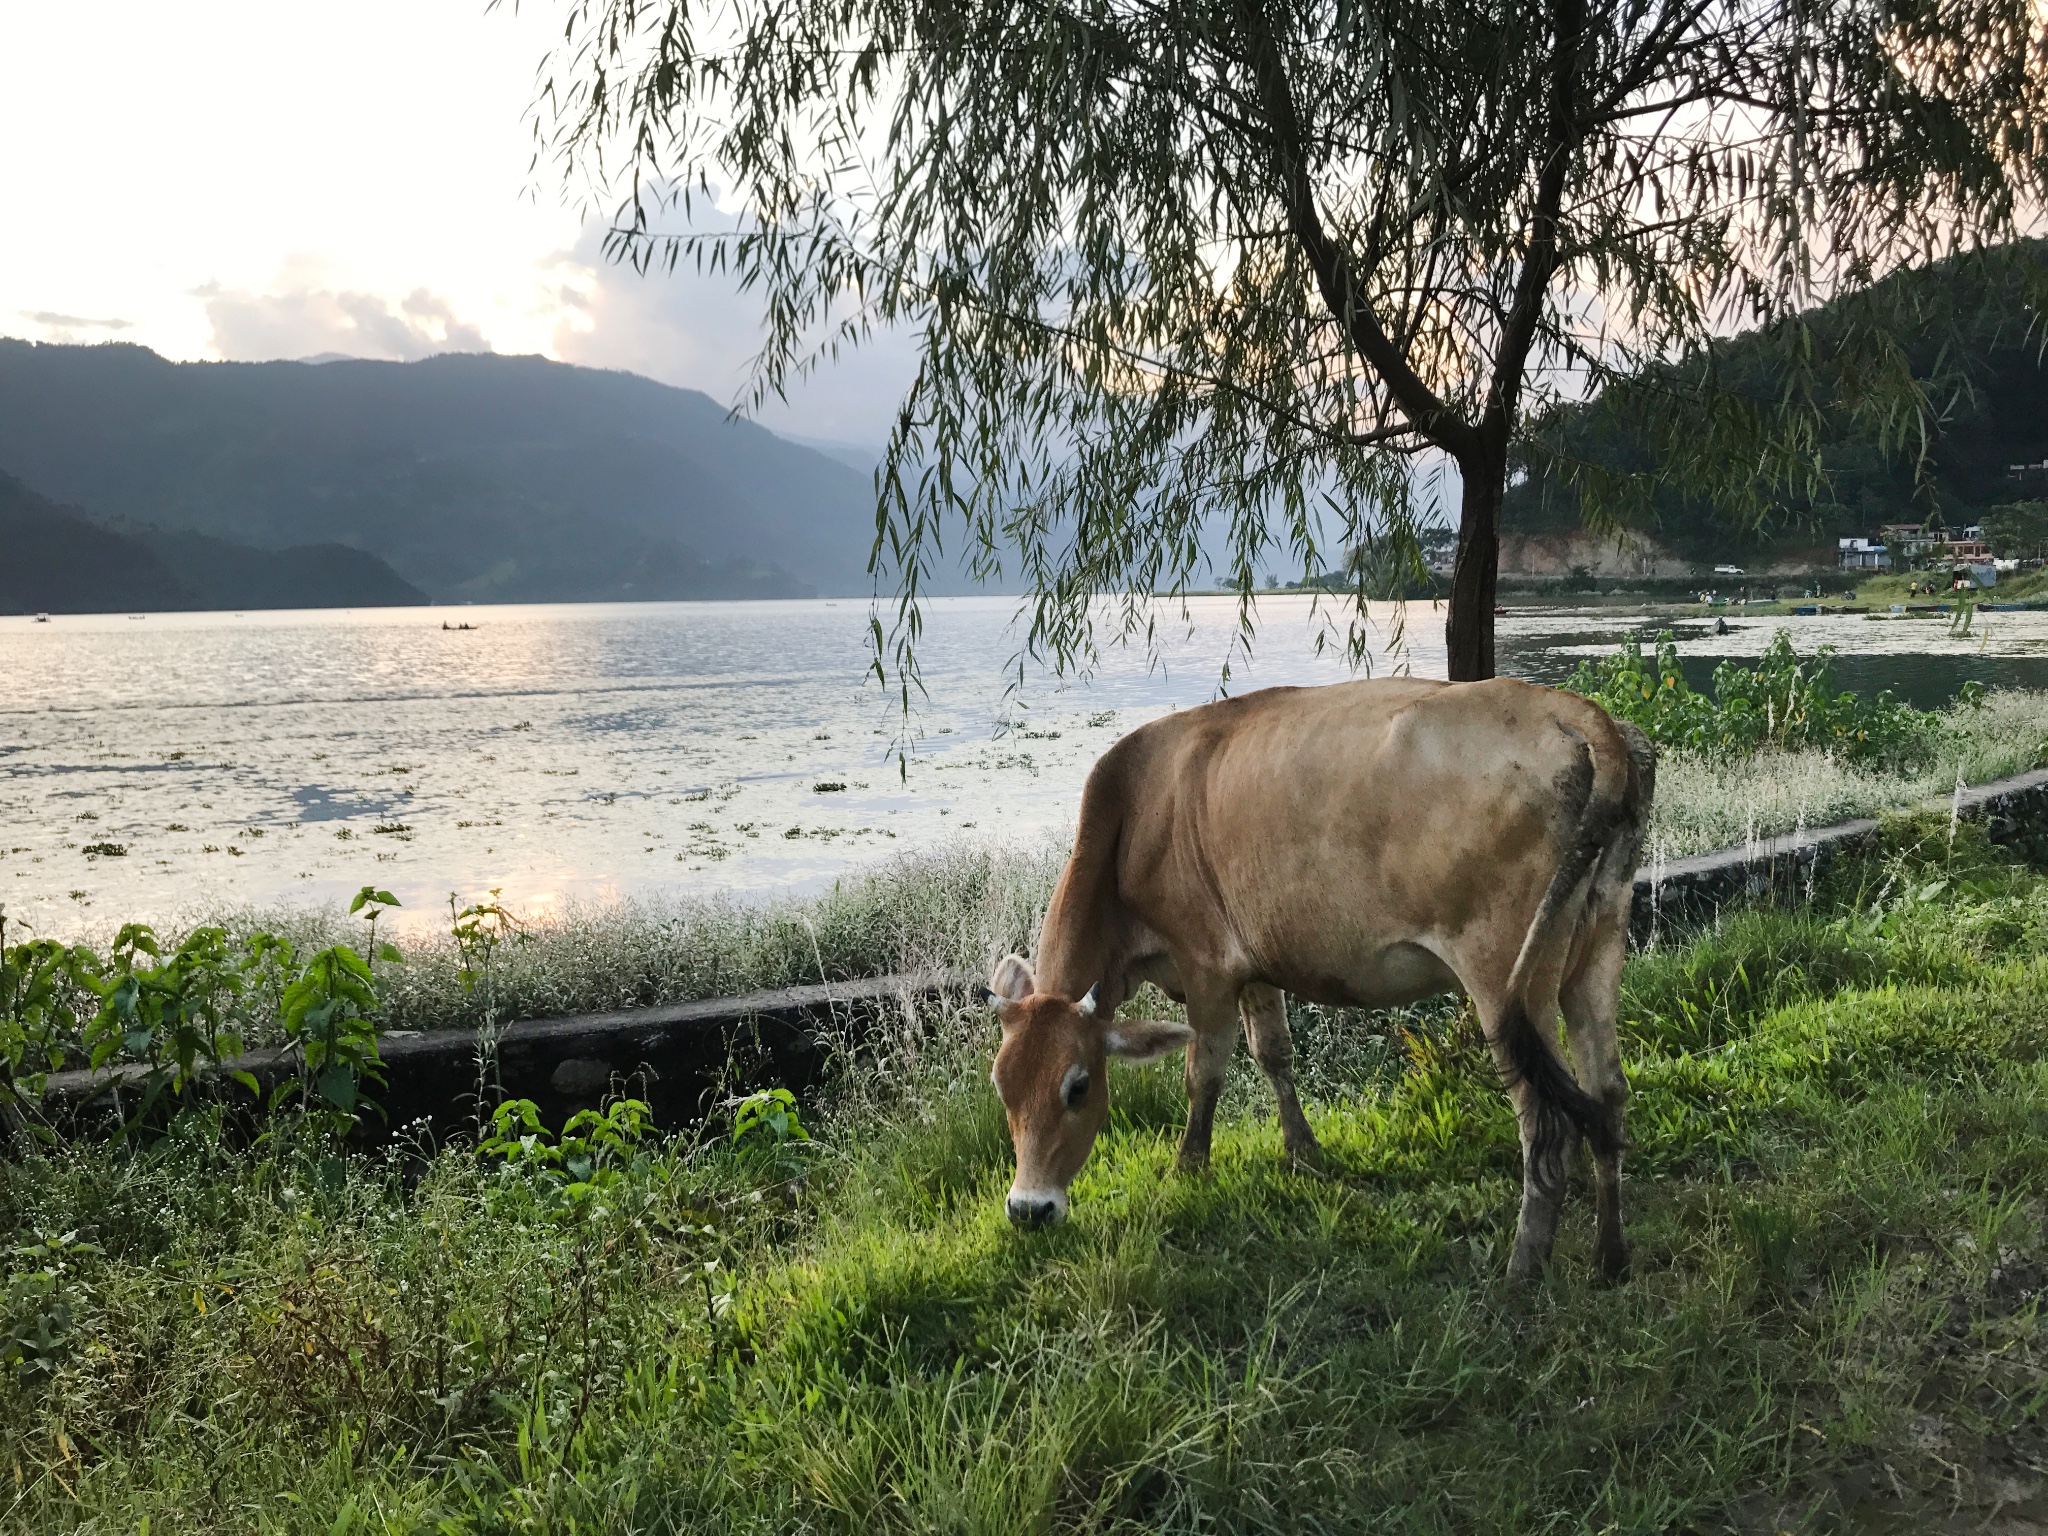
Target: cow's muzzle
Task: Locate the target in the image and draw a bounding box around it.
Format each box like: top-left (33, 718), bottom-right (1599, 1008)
top-left (1006, 1188), bottom-right (1068, 1227)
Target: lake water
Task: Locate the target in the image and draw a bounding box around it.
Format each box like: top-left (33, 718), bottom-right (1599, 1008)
top-left (4, 595), bottom-right (2037, 937)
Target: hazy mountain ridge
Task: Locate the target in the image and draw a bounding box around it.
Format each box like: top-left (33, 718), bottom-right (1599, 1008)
top-left (0, 341), bottom-right (886, 603)
top-left (0, 471), bottom-right (428, 613)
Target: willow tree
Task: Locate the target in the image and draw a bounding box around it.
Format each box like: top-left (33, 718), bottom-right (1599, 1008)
top-left (523, 0), bottom-right (2046, 684)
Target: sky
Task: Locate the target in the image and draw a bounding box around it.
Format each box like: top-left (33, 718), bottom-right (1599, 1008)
top-left (0, 0), bottom-right (918, 446)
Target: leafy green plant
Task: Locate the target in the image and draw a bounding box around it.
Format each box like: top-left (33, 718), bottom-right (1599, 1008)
top-left (5, 908), bottom-right (398, 1149)
top-left (451, 890), bottom-right (526, 1119)
top-left (1569, 629), bottom-right (1936, 766)
top-left (450, 890), bottom-right (524, 1005)
top-left (481, 1096), bottom-right (655, 1215)
top-left (0, 909), bottom-right (96, 1149)
top-left (83, 924), bottom-right (262, 1132)
top-left (2, 1231), bottom-right (99, 1382)
top-left (728, 1087), bottom-right (810, 1152)
top-left (274, 945), bottom-right (388, 1137)
top-left (349, 886), bottom-right (404, 968)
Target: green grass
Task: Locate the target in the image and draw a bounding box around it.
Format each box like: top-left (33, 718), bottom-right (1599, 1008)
top-left (1851, 566), bottom-right (2048, 606)
top-left (10, 823), bottom-right (2048, 1531)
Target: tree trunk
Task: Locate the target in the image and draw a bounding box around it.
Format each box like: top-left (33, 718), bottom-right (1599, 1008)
top-left (1445, 453), bottom-right (1504, 682)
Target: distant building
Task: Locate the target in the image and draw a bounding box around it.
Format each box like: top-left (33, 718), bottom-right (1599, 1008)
top-left (2008, 461), bottom-right (2048, 486)
top-left (1839, 537), bottom-right (1890, 570)
top-left (1877, 523), bottom-right (1940, 563)
top-left (1867, 523), bottom-right (1988, 569)
top-left (1419, 525), bottom-right (1458, 575)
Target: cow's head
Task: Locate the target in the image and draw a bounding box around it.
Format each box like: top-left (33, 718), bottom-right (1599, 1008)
top-left (984, 954), bottom-right (1194, 1226)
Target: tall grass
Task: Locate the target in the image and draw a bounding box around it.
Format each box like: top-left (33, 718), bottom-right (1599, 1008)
top-left (1649, 686), bottom-right (2048, 856)
top-left (9, 826), bottom-right (2048, 1530)
top-left (156, 838), bottom-right (1067, 1045)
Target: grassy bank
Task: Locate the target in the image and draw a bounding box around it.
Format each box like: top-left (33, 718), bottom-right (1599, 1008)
top-left (8, 819), bottom-right (2048, 1531)
top-left (1850, 566), bottom-right (2048, 607)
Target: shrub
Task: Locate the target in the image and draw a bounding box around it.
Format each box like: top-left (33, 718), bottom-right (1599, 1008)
top-left (0, 890), bottom-right (402, 1149)
top-left (1568, 628), bottom-right (1936, 766)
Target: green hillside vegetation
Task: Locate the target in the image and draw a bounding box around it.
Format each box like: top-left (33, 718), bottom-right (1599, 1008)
top-left (1505, 244), bottom-right (2048, 568)
top-left (0, 342), bottom-right (888, 604)
top-left (0, 471), bottom-right (426, 614)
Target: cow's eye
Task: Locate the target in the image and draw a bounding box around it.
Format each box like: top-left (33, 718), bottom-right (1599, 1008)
top-left (1064, 1070), bottom-right (1090, 1109)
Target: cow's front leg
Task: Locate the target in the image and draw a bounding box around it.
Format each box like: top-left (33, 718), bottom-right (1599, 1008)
top-left (1176, 984), bottom-right (1238, 1173)
top-left (1240, 983), bottom-right (1324, 1170)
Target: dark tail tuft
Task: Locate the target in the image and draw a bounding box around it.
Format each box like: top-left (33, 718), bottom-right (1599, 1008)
top-left (1497, 997), bottom-right (1621, 1188)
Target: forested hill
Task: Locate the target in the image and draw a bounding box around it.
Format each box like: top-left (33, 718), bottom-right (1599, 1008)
top-left (0, 341), bottom-right (886, 604)
top-left (1503, 244), bottom-right (2048, 568)
top-left (0, 471), bottom-right (427, 614)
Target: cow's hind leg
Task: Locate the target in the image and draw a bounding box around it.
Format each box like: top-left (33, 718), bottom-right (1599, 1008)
top-left (1562, 913), bottom-right (1631, 1282)
top-left (1240, 984), bottom-right (1323, 1169)
top-left (1176, 981), bottom-right (1239, 1173)
top-left (1470, 982), bottom-right (1577, 1282)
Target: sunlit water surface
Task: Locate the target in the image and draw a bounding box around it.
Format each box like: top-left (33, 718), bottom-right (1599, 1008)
top-left (4, 596), bottom-right (2038, 936)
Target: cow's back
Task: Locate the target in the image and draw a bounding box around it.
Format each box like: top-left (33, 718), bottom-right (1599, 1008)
top-left (1091, 677), bottom-right (1633, 1005)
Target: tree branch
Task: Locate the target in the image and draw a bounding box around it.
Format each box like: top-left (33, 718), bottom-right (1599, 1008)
top-left (1232, 0), bottom-right (1480, 461)
top-left (1484, 0), bottom-right (1585, 451)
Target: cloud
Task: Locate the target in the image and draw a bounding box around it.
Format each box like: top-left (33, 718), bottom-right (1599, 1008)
top-left (26, 310), bottom-right (132, 330)
top-left (547, 218), bottom-right (920, 448)
top-left (20, 310), bottom-right (134, 344)
top-left (203, 278), bottom-right (490, 362)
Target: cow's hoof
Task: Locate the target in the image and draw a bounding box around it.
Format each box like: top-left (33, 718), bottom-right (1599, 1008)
top-left (1284, 1141), bottom-right (1328, 1175)
top-left (1597, 1241), bottom-right (1632, 1285)
top-left (1174, 1149), bottom-right (1212, 1176)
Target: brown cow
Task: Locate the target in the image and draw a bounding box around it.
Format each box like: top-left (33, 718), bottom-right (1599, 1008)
top-left (985, 676), bottom-right (1655, 1281)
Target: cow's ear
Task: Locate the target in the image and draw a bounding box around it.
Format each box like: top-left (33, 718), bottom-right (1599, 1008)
top-left (1104, 1019), bottom-right (1196, 1061)
top-left (990, 954), bottom-right (1035, 1001)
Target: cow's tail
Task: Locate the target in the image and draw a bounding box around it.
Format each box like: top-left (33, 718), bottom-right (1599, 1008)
top-left (1493, 716), bottom-right (1638, 1182)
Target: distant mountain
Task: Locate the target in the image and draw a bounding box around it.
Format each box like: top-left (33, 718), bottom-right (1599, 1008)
top-left (0, 471), bottom-right (427, 614)
top-left (0, 341), bottom-right (890, 604)
top-left (781, 434), bottom-right (885, 476)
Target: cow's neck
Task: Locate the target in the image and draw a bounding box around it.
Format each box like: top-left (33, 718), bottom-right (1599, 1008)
top-left (1034, 836), bottom-right (1121, 1003)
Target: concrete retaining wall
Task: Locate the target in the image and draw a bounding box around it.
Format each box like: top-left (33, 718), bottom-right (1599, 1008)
top-left (40, 973), bottom-right (953, 1144)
